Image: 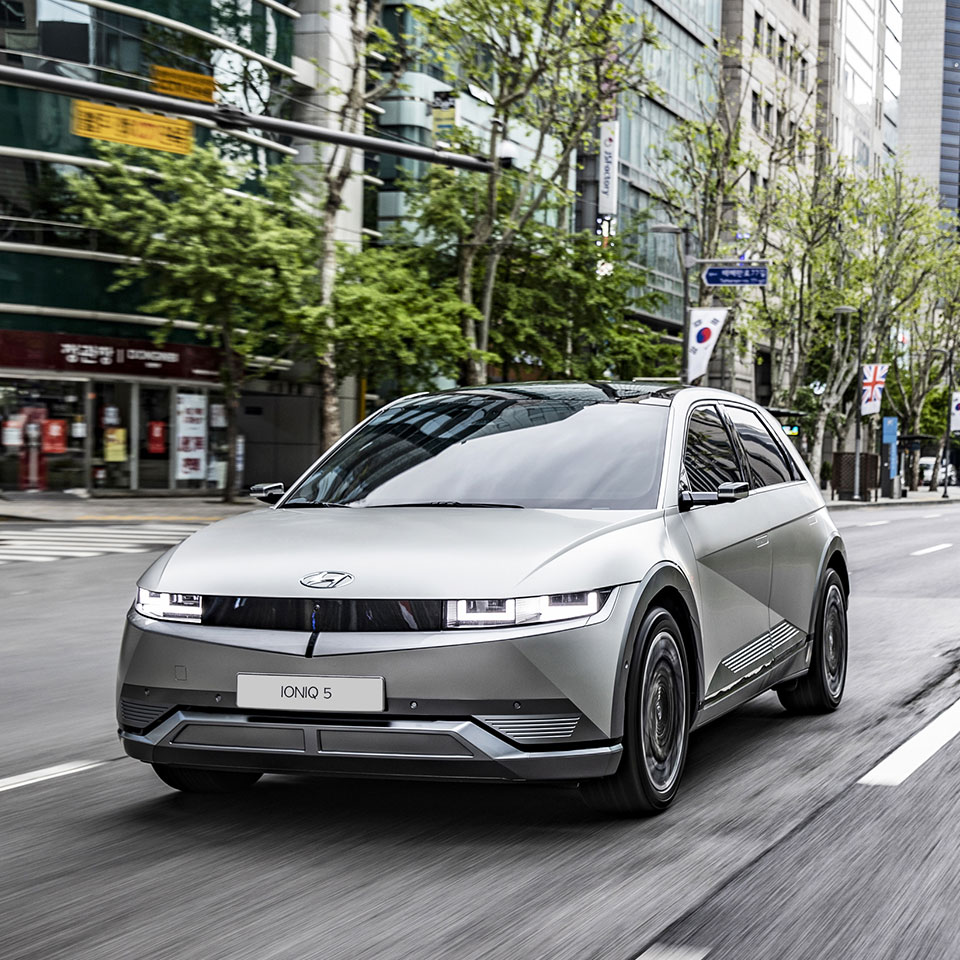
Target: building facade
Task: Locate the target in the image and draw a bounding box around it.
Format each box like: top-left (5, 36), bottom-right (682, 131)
top-left (0, 0), bottom-right (329, 493)
top-left (818, 0), bottom-right (901, 169)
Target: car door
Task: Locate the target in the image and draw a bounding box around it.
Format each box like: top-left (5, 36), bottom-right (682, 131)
top-left (723, 403), bottom-right (821, 653)
top-left (675, 403), bottom-right (773, 699)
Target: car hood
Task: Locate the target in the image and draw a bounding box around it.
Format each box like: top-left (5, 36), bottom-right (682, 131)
top-left (142, 506), bottom-right (663, 599)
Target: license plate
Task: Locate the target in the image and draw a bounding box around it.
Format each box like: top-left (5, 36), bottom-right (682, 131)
top-left (236, 674), bottom-right (385, 712)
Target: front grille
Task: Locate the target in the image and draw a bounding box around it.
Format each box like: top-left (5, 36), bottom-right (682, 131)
top-left (119, 698), bottom-right (171, 730)
top-left (202, 597), bottom-right (444, 632)
top-left (481, 716), bottom-right (580, 742)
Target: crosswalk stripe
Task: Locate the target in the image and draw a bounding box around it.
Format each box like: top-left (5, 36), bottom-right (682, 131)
top-left (0, 523), bottom-right (198, 565)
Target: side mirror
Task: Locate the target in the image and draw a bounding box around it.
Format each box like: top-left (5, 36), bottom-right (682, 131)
top-left (249, 481), bottom-right (285, 504)
top-left (717, 481), bottom-right (749, 502)
top-left (679, 480), bottom-right (749, 511)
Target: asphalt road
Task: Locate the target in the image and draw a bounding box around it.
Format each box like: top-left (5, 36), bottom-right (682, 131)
top-left (3, 505), bottom-right (960, 960)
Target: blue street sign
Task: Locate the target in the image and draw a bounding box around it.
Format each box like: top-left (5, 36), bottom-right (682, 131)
top-left (882, 416), bottom-right (898, 444)
top-left (702, 265), bottom-right (768, 286)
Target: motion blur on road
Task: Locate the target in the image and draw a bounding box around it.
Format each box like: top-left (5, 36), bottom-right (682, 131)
top-left (3, 504), bottom-right (960, 960)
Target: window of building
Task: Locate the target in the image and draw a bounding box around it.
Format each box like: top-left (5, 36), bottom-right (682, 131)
top-left (764, 100), bottom-right (773, 137)
top-left (778, 35), bottom-right (786, 71)
top-left (766, 24), bottom-right (775, 58)
top-left (683, 407), bottom-right (741, 493)
top-left (751, 90), bottom-right (762, 130)
top-left (749, 170), bottom-right (758, 195)
top-left (802, 0), bottom-right (809, 17)
top-left (800, 58), bottom-right (808, 89)
top-left (754, 12), bottom-right (763, 47)
top-left (725, 406), bottom-right (795, 487)
top-left (776, 108), bottom-right (784, 137)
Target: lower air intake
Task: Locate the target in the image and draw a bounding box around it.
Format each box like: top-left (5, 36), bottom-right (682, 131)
top-left (481, 716), bottom-right (580, 743)
top-left (119, 698), bottom-right (171, 730)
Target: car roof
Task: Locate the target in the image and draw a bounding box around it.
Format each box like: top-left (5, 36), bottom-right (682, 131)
top-left (435, 380), bottom-right (762, 408)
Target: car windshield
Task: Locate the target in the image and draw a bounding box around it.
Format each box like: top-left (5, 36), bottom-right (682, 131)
top-left (284, 387), bottom-right (669, 510)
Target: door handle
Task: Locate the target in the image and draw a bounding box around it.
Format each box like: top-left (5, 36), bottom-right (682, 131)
top-left (755, 535), bottom-right (770, 548)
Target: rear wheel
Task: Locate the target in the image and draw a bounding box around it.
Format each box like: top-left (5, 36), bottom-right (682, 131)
top-left (778, 568), bottom-right (847, 714)
top-left (581, 607), bottom-right (690, 817)
top-left (152, 764), bottom-right (262, 794)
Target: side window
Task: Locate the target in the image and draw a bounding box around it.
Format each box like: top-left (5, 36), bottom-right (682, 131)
top-left (683, 406), bottom-right (742, 493)
top-left (726, 406), bottom-right (794, 487)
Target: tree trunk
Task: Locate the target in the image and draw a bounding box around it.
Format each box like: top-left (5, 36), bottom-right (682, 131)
top-left (458, 242), bottom-right (484, 386)
top-left (809, 412), bottom-right (828, 494)
top-left (929, 437), bottom-right (945, 492)
top-left (319, 201), bottom-right (341, 449)
top-left (221, 347), bottom-right (243, 504)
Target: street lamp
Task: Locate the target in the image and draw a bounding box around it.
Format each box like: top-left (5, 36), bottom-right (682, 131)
top-left (650, 222), bottom-right (692, 383)
top-left (835, 306), bottom-right (861, 501)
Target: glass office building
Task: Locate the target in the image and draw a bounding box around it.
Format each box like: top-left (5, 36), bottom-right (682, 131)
top-left (0, 0), bottom-right (305, 493)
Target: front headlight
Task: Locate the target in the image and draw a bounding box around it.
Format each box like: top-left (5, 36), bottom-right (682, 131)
top-left (135, 587), bottom-right (202, 623)
top-left (445, 590), bottom-right (609, 628)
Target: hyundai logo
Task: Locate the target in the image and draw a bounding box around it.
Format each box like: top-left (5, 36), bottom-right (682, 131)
top-left (301, 571), bottom-right (354, 589)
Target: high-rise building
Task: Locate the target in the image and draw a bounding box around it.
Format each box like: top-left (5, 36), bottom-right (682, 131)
top-left (818, 0), bottom-right (901, 170)
top-left (0, 0), bottom-right (331, 494)
top-left (575, 0), bottom-right (723, 337)
top-left (900, 0), bottom-right (958, 206)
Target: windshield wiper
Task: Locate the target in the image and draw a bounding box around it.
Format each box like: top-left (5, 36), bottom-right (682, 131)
top-left (279, 500), bottom-right (355, 508)
top-left (362, 501), bottom-right (525, 509)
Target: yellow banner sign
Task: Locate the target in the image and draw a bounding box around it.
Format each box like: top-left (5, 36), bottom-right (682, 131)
top-left (150, 65), bottom-right (216, 103)
top-left (71, 100), bottom-right (193, 155)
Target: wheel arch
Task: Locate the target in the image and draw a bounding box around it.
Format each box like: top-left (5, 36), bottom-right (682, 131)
top-left (807, 535), bottom-right (849, 637)
top-left (612, 564), bottom-right (704, 739)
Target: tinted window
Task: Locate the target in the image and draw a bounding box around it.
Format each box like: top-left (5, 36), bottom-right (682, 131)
top-left (726, 406), bottom-right (795, 487)
top-left (285, 388), bottom-right (669, 510)
top-left (683, 406), bottom-right (741, 493)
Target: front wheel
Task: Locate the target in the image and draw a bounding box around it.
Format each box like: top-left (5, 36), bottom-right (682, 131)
top-left (152, 764), bottom-right (262, 794)
top-left (580, 607), bottom-right (690, 817)
top-left (778, 568), bottom-right (847, 714)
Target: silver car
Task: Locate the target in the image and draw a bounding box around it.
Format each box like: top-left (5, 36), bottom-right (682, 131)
top-left (117, 382), bottom-right (848, 815)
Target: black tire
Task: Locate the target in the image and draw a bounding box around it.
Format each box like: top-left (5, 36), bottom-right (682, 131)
top-left (778, 568), bottom-right (847, 714)
top-left (581, 607), bottom-right (690, 817)
top-left (152, 764), bottom-right (263, 794)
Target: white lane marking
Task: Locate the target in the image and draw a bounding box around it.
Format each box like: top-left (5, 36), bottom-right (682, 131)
top-left (859, 697), bottom-right (960, 786)
top-left (0, 547), bottom-right (100, 557)
top-left (860, 520), bottom-right (890, 527)
top-left (0, 760), bottom-right (105, 794)
top-left (924, 513), bottom-right (943, 519)
top-left (0, 553), bottom-right (58, 561)
top-left (910, 543), bottom-right (953, 556)
top-left (635, 947), bottom-right (710, 960)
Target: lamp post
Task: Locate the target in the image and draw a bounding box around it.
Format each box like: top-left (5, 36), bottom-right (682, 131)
top-left (651, 222), bottom-right (691, 383)
top-left (835, 306), bottom-right (861, 500)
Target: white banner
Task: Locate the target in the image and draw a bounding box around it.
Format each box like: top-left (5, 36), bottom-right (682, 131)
top-left (951, 391), bottom-right (960, 433)
top-left (597, 120), bottom-right (619, 217)
top-left (861, 363), bottom-right (889, 416)
top-left (687, 308), bottom-right (728, 383)
top-left (175, 393), bottom-right (207, 481)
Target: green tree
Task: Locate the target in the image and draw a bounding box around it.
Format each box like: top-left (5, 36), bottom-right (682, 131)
top-left (330, 243), bottom-right (475, 392)
top-left (68, 142), bottom-right (323, 501)
top-left (417, 0), bottom-right (659, 384)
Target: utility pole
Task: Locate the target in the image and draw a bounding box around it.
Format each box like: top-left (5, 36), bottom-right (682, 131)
top-left (943, 348), bottom-right (954, 500)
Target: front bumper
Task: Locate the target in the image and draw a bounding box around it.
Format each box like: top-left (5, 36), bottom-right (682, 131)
top-left (117, 584), bottom-right (641, 782)
top-left (120, 710), bottom-right (622, 782)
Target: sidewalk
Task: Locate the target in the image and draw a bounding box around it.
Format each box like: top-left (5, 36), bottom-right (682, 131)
top-left (0, 492), bottom-right (262, 523)
top-left (825, 488), bottom-right (960, 510)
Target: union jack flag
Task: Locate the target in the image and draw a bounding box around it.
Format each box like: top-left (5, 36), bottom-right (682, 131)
top-left (861, 364), bottom-right (889, 415)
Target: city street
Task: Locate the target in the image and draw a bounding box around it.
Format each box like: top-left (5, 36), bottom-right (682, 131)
top-left (3, 504), bottom-right (960, 960)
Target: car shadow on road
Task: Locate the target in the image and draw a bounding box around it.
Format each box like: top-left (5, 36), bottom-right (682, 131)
top-left (112, 694), bottom-right (811, 843)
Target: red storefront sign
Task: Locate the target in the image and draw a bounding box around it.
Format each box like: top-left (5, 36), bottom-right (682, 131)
top-left (41, 419), bottom-right (68, 454)
top-left (0, 330), bottom-right (221, 380)
top-left (147, 420), bottom-right (167, 454)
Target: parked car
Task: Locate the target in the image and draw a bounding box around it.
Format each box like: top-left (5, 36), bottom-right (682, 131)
top-left (117, 382), bottom-right (848, 815)
top-left (919, 456), bottom-right (957, 486)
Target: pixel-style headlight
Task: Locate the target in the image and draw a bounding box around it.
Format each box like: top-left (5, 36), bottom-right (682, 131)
top-left (445, 590), bottom-right (609, 628)
top-left (135, 587), bottom-right (202, 623)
